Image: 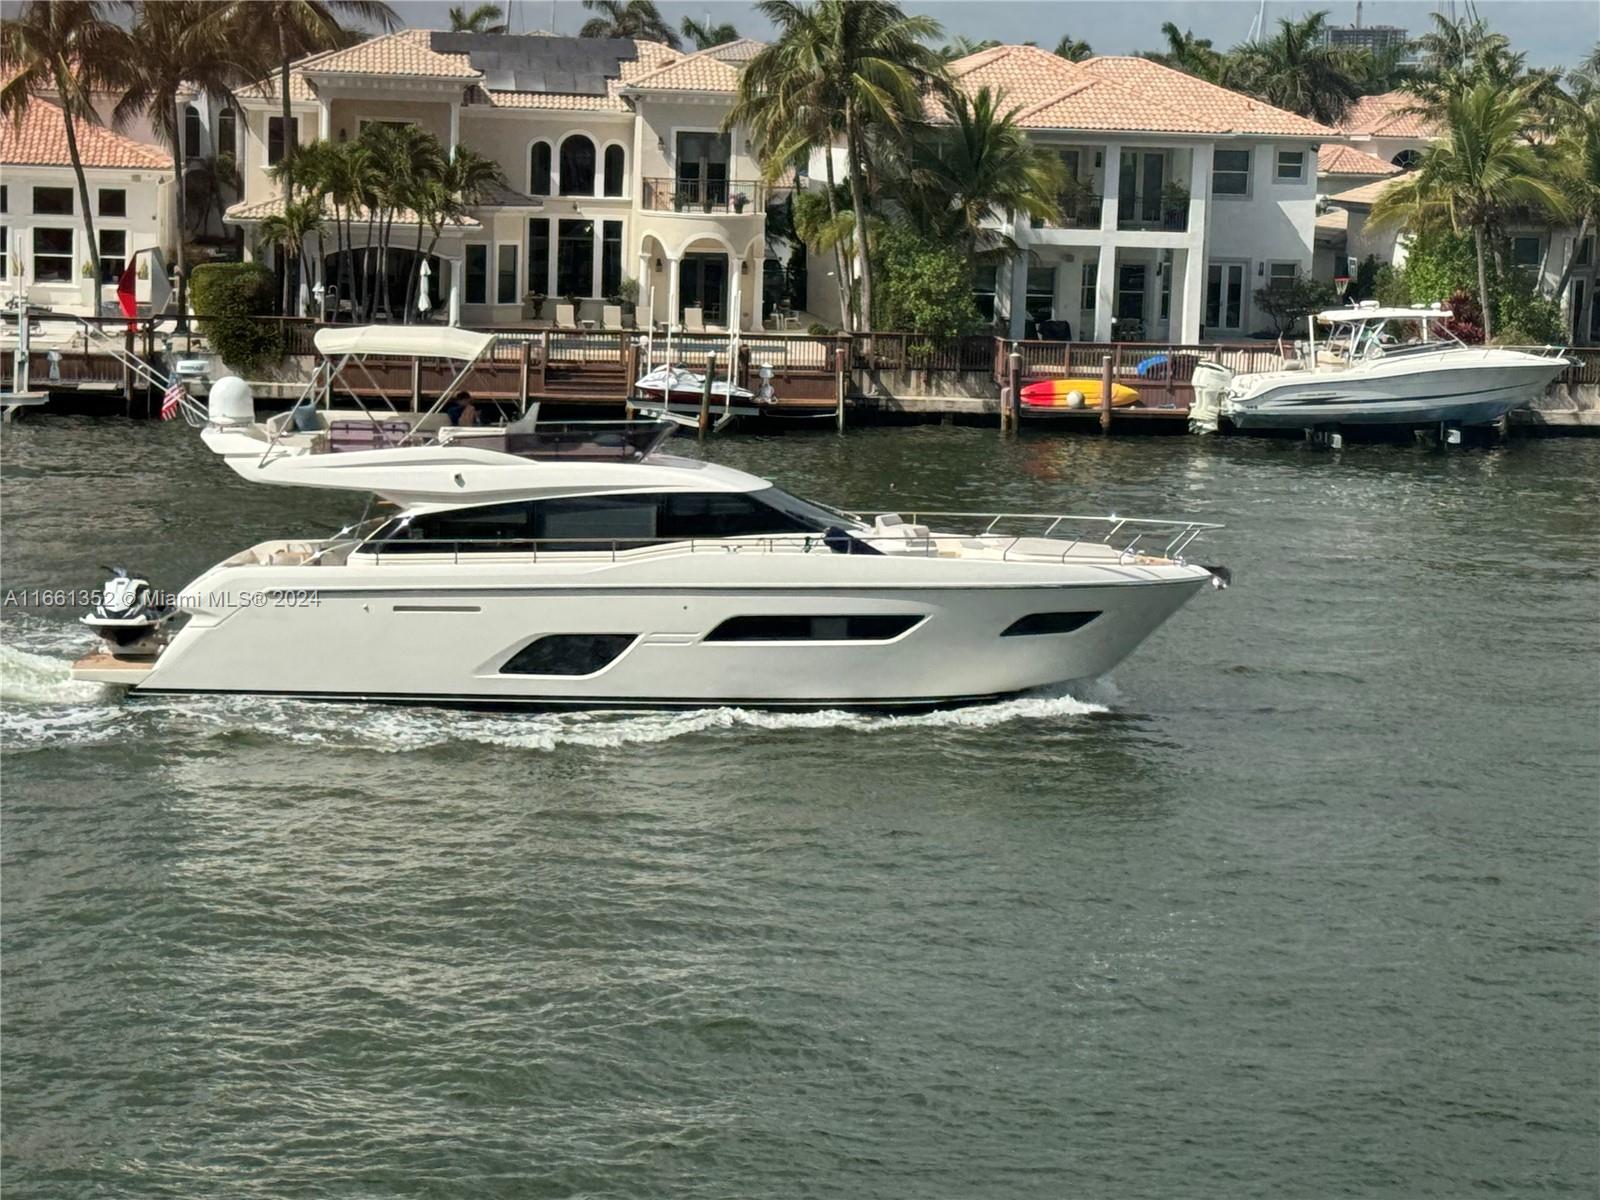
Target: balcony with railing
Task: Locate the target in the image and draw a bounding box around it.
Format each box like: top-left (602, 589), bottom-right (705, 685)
top-left (641, 177), bottom-right (767, 215)
top-left (1116, 190), bottom-right (1190, 233)
top-left (1033, 190), bottom-right (1102, 231)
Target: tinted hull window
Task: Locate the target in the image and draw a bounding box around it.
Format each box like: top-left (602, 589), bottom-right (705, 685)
top-left (707, 615), bottom-right (922, 641)
top-left (501, 634), bottom-right (635, 675)
top-left (1000, 612), bottom-right (1102, 636)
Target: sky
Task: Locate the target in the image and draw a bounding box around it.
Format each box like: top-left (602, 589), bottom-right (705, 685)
top-left (383, 0), bottom-right (1593, 71)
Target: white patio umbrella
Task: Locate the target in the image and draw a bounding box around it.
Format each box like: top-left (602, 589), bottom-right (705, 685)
top-left (417, 259), bottom-right (433, 316)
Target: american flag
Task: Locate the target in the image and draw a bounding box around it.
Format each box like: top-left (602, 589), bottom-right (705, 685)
top-left (160, 379), bottom-right (185, 421)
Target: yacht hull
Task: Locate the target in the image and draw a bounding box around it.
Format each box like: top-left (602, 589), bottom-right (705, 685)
top-left (1222, 356), bottom-right (1568, 430)
top-left (127, 557), bottom-right (1211, 708)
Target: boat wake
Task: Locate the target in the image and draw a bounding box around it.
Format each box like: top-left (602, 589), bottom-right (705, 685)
top-left (0, 634), bottom-right (1110, 754)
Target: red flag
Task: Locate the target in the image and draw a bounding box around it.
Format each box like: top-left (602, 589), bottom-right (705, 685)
top-left (116, 256), bottom-right (138, 319)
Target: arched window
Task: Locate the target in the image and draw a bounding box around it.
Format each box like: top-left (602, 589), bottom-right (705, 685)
top-left (559, 135), bottom-right (595, 196)
top-left (603, 144), bottom-right (625, 197)
top-left (183, 104), bottom-right (202, 159)
top-left (216, 107), bottom-right (236, 159)
top-left (529, 141), bottom-right (552, 195)
top-left (1391, 148), bottom-right (1421, 170)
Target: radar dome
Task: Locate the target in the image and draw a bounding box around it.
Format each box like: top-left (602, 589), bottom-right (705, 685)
top-left (207, 376), bottom-right (255, 425)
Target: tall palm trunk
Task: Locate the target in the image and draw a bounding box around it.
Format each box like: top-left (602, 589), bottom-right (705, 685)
top-left (170, 99), bottom-right (190, 327)
top-left (843, 107), bottom-right (873, 333)
top-left (277, 26), bottom-right (293, 201)
top-left (404, 216), bottom-right (426, 322)
top-left (55, 65), bottom-right (103, 310)
top-left (822, 149), bottom-right (853, 329)
top-left (1474, 226), bottom-right (1493, 341)
top-left (1550, 213), bottom-right (1591, 307)
top-left (361, 207), bottom-right (377, 318)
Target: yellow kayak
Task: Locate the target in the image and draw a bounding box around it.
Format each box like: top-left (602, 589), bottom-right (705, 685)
top-left (1021, 378), bottom-right (1140, 408)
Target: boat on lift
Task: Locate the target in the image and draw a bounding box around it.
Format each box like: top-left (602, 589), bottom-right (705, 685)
top-left (1189, 303), bottom-right (1572, 434)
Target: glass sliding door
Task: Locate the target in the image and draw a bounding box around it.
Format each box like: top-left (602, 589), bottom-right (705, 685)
top-left (676, 132), bottom-right (730, 209)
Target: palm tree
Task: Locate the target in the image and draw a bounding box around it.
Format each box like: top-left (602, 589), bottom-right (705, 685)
top-left (1370, 83), bottom-right (1570, 339)
top-left (0, 1), bottom-right (132, 302)
top-left (938, 36), bottom-right (998, 62)
top-left (185, 153), bottom-right (244, 236)
top-left (116, 0), bottom-right (255, 326)
top-left (682, 15), bottom-right (739, 50)
top-left (884, 86), bottom-right (1066, 253)
top-left (404, 145), bottom-right (504, 320)
top-left (1546, 74), bottom-right (1600, 306)
top-left (579, 0), bottom-right (680, 48)
top-left (732, 0), bottom-right (945, 331)
top-left (1144, 22), bottom-right (1222, 80)
top-left (1223, 10), bottom-right (1364, 126)
top-left (448, 4), bottom-right (506, 33)
top-left (259, 197), bottom-right (323, 313)
top-left (242, 0), bottom-right (397, 203)
top-left (1053, 34), bottom-right (1092, 63)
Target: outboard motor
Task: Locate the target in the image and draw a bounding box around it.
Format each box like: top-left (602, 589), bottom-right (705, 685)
top-left (1188, 360), bottom-right (1233, 435)
top-left (80, 567), bottom-right (174, 656)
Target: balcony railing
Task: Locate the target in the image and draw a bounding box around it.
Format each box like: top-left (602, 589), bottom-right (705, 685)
top-left (641, 177), bottom-right (766, 215)
top-left (1033, 191), bottom-right (1102, 231)
top-left (1116, 192), bottom-right (1189, 232)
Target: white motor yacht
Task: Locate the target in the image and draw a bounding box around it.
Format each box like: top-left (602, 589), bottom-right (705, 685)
top-left (74, 385), bottom-right (1228, 708)
top-left (1190, 304), bottom-right (1572, 433)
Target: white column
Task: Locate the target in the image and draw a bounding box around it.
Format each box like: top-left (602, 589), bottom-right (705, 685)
top-left (1099, 141), bottom-right (1123, 232)
top-left (637, 249), bottom-right (651, 324)
top-left (449, 253), bottom-right (463, 326)
top-left (1007, 252), bottom-right (1029, 338)
top-left (750, 249), bottom-right (765, 331)
top-left (1176, 247), bottom-right (1205, 343)
top-left (1094, 242), bottom-right (1116, 341)
top-left (666, 254), bottom-right (680, 329)
top-left (729, 256), bottom-right (742, 333)
top-left (318, 102), bottom-right (330, 141)
top-left (1188, 144), bottom-right (1212, 242)
top-left (448, 103), bottom-right (460, 156)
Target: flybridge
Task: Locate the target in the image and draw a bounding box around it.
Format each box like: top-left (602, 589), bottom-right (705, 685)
top-left (428, 33), bottom-right (639, 95)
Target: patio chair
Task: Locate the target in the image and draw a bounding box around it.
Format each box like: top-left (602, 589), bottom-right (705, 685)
top-left (683, 306), bottom-right (706, 335)
top-left (602, 304), bottom-right (623, 329)
top-left (555, 302), bottom-right (578, 329)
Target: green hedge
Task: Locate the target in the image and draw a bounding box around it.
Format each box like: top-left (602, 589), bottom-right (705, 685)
top-left (190, 262), bottom-right (282, 373)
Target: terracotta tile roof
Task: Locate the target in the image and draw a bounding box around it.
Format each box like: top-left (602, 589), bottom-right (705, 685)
top-left (1075, 56), bottom-right (1336, 136)
top-left (225, 194), bottom-right (481, 228)
top-left (1318, 143), bottom-right (1401, 177)
top-left (1328, 171), bottom-right (1413, 208)
top-left (705, 38), bottom-right (766, 64)
top-left (1315, 207), bottom-right (1349, 232)
top-left (301, 28), bottom-right (482, 80)
top-left (237, 68), bottom-right (318, 102)
top-left (622, 44), bottom-right (741, 93)
top-left (1340, 91), bottom-right (1438, 139)
top-left (944, 45), bottom-right (1335, 137)
top-left (2, 99), bottom-right (171, 169)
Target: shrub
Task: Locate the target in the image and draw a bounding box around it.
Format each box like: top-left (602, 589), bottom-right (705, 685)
top-left (1400, 227), bottom-right (1483, 308)
top-left (1348, 254), bottom-right (1380, 302)
top-left (1493, 281), bottom-right (1562, 345)
top-left (869, 225), bottom-right (979, 337)
top-left (1374, 263), bottom-right (1408, 307)
top-left (1440, 288), bottom-right (1485, 343)
top-left (189, 261), bottom-right (282, 373)
top-left (1253, 273), bottom-right (1337, 335)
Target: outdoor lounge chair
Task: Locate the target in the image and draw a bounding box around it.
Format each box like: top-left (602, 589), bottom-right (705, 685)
top-left (602, 304), bottom-right (623, 329)
top-left (683, 306), bottom-right (706, 334)
top-left (555, 303), bottom-right (578, 329)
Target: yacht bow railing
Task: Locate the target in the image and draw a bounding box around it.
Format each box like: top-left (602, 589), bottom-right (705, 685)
top-left (349, 512), bottom-right (1221, 567)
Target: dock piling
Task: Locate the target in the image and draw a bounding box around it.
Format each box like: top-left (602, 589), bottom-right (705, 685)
top-left (1100, 354), bottom-right (1113, 434)
top-left (699, 351), bottom-right (716, 439)
top-left (1005, 348), bottom-right (1022, 432)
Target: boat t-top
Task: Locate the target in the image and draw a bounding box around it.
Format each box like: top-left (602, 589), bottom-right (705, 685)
top-left (72, 328), bottom-right (1229, 709)
top-left (1190, 303), bottom-right (1572, 434)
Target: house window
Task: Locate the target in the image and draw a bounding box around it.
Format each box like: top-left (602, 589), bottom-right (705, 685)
top-left (1510, 236), bottom-right (1541, 272)
top-left (99, 228), bottom-right (126, 284)
top-left (603, 144), bottom-right (625, 197)
top-left (464, 243), bottom-right (488, 304)
top-left (1, 185), bottom-right (8, 212)
top-left (98, 188), bottom-right (126, 218)
top-left (1206, 262), bottom-right (1246, 330)
top-left (1212, 149), bottom-right (1251, 196)
top-left (0, 227), bottom-right (7, 278)
top-left (1025, 264), bottom-right (1055, 323)
top-left (184, 104), bottom-right (202, 158)
top-left (32, 227), bottom-right (73, 282)
top-left (1080, 262), bottom-right (1097, 321)
top-left (527, 218), bottom-right (549, 295)
top-left (1268, 261), bottom-right (1298, 287)
top-left (1578, 236), bottom-right (1594, 267)
top-left (529, 141), bottom-right (552, 195)
top-left (1392, 148), bottom-right (1421, 170)
top-left (972, 263), bottom-right (997, 321)
top-left (556, 218), bottom-right (594, 297)
top-left (496, 243), bottom-right (518, 304)
top-left (267, 116), bottom-right (298, 165)
top-left (33, 186), bottom-right (73, 215)
top-left (1274, 149), bottom-right (1305, 182)
top-left (216, 107), bottom-right (236, 159)
top-left (559, 135), bottom-right (596, 196)
top-left (600, 220), bottom-right (622, 299)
